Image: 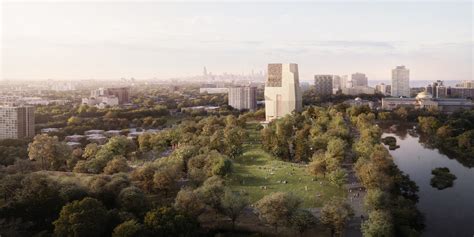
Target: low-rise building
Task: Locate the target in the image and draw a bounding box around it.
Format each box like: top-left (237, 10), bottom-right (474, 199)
top-left (199, 88), bottom-right (229, 94)
top-left (382, 92), bottom-right (474, 113)
top-left (341, 86), bottom-right (375, 95)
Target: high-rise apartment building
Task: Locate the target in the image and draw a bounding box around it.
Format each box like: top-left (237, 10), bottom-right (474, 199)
top-left (391, 66), bottom-right (410, 97)
top-left (0, 106), bottom-right (35, 140)
top-left (264, 63), bottom-right (302, 121)
top-left (351, 73), bottom-right (368, 87)
top-left (314, 75), bottom-right (334, 97)
top-left (228, 87), bottom-right (257, 111)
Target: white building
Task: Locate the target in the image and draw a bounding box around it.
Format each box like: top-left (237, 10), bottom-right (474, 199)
top-left (264, 63), bottom-right (302, 121)
top-left (81, 96), bottom-right (119, 108)
top-left (391, 66), bottom-right (410, 97)
top-left (228, 87), bottom-right (257, 111)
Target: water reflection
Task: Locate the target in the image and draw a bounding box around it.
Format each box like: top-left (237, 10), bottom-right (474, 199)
top-left (380, 125), bottom-right (474, 237)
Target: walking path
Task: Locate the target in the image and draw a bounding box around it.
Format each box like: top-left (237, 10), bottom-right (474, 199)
top-left (342, 117), bottom-right (366, 237)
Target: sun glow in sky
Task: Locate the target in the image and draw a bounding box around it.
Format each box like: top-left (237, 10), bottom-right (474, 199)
top-left (1, 1), bottom-right (473, 81)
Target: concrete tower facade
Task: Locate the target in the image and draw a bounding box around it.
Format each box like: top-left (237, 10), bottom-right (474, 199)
top-left (391, 66), bottom-right (410, 97)
top-left (264, 63), bottom-right (302, 121)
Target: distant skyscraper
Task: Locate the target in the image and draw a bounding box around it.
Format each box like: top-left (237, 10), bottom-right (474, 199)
top-left (351, 73), bottom-right (368, 87)
top-left (391, 66), bottom-right (410, 97)
top-left (228, 87), bottom-right (257, 111)
top-left (314, 75), bottom-right (334, 97)
top-left (0, 106), bottom-right (35, 140)
top-left (264, 63), bottom-right (302, 121)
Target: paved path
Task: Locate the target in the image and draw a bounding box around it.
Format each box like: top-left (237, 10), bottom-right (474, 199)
top-left (342, 117), bottom-right (366, 237)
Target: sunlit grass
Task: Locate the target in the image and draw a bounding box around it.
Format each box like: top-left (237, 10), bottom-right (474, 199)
top-left (227, 122), bottom-right (346, 208)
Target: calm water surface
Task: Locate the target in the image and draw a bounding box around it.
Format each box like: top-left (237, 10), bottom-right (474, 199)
top-left (381, 127), bottom-right (474, 237)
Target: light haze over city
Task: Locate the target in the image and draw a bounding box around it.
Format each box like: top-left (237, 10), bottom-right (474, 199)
top-left (2, 1), bottom-right (473, 81)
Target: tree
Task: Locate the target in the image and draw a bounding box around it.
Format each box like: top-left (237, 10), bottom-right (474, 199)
top-left (418, 116), bottom-right (441, 134)
top-left (86, 136), bottom-right (134, 173)
top-left (174, 187), bottom-right (205, 217)
top-left (364, 189), bottom-right (389, 212)
top-left (117, 186), bottom-right (147, 215)
top-left (308, 153), bottom-right (327, 177)
top-left (131, 164), bottom-right (156, 193)
top-left (67, 116), bottom-right (82, 125)
top-left (223, 126), bottom-right (246, 159)
top-left (53, 197), bottom-right (108, 237)
top-left (1, 173), bottom-right (64, 229)
top-left (28, 134), bottom-right (71, 170)
top-left (153, 168), bottom-right (176, 196)
top-left (255, 192), bottom-right (302, 231)
top-left (362, 210), bottom-right (394, 237)
top-left (144, 207), bottom-right (199, 237)
top-left (320, 199), bottom-right (354, 237)
top-left (327, 169), bottom-right (347, 187)
top-left (394, 107), bottom-right (408, 121)
top-left (83, 143), bottom-right (100, 160)
top-left (290, 209), bottom-right (317, 237)
top-left (187, 151), bottom-right (232, 183)
top-left (104, 156), bottom-right (130, 174)
top-left (195, 176), bottom-right (226, 210)
top-left (112, 220), bottom-right (144, 237)
top-left (220, 190), bottom-right (249, 229)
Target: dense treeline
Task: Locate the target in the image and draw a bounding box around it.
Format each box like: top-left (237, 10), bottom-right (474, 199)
top-left (0, 114), bottom-right (250, 236)
top-left (349, 109), bottom-right (424, 236)
top-left (417, 110), bottom-right (474, 167)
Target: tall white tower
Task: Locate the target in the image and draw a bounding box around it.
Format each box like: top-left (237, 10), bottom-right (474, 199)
top-left (391, 66), bottom-right (410, 97)
top-left (264, 63), bottom-right (302, 121)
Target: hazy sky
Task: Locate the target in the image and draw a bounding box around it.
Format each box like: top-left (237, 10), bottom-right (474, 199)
top-left (1, 1), bottom-right (473, 81)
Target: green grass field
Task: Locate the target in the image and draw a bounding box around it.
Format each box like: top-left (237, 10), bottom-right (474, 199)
top-left (227, 123), bottom-right (346, 208)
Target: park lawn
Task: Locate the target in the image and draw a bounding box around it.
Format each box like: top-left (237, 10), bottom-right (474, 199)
top-left (227, 122), bottom-right (346, 208)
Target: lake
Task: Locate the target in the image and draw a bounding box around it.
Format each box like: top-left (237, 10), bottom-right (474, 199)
top-left (381, 125), bottom-right (474, 237)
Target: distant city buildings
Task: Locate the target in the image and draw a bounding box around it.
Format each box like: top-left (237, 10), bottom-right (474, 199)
top-left (91, 87), bottom-right (130, 104)
top-left (457, 80), bottom-right (474, 88)
top-left (199, 87), bottom-right (229, 94)
top-left (426, 80), bottom-right (447, 98)
top-left (351, 73), bottom-right (368, 87)
top-left (83, 87), bottom-right (130, 108)
top-left (391, 66), bottom-right (410, 97)
top-left (50, 82), bottom-right (76, 91)
top-left (0, 96), bottom-right (69, 106)
top-left (314, 75), bottom-right (334, 97)
top-left (332, 75), bottom-right (348, 90)
top-left (341, 86), bottom-right (376, 95)
top-left (264, 63), bottom-right (302, 121)
top-left (375, 83), bottom-right (391, 95)
top-left (228, 87), bottom-right (257, 111)
top-left (0, 106), bottom-right (35, 140)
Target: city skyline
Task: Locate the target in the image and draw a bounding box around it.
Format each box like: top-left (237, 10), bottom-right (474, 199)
top-left (2, 1), bottom-right (473, 81)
